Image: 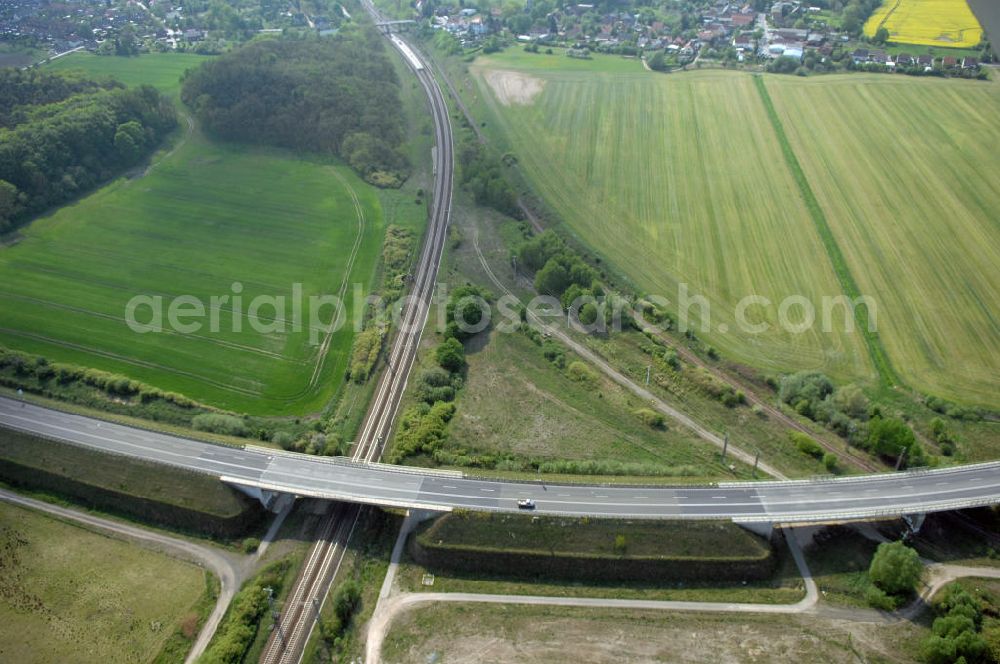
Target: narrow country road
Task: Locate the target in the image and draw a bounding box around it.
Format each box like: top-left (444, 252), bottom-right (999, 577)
top-left (0, 488), bottom-right (242, 664)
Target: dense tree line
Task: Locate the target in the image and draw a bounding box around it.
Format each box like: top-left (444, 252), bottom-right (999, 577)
top-left (181, 30), bottom-right (410, 186)
top-left (0, 70), bottom-right (177, 233)
top-left (457, 137), bottom-right (520, 217)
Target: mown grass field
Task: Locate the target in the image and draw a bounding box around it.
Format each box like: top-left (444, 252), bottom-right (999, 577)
top-left (0, 53), bottom-right (387, 415)
top-left (471, 62), bottom-right (873, 382)
top-left (864, 0), bottom-right (984, 48)
top-left (767, 74), bottom-right (1000, 407)
top-left (0, 501), bottom-right (208, 664)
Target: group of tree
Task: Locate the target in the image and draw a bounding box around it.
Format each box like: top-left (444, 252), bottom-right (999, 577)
top-left (181, 30), bottom-right (409, 187)
top-left (777, 371), bottom-right (928, 467)
top-left (201, 559), bottom-right (291, 664)
top-left (457, 137), bottom-right (520, 217)
top-left (519, 230), bottom-right (604, 316)
top-left (0, 69), bottom-right (177, 233)
top-left (866, 540), bottom-right (923, 609)
top-left (920, 582), bottom-right (1000, 664)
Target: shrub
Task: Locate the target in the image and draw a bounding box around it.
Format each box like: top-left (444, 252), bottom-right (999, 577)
top-left (868, 417), bottom-right (923, 467)
top-left (348, 327), bottom-right (383, 383)
top-left (241, 537), bottom-right (260, 554)
top-left (822, 452), bottom-right (838, 472)
top-left (869, 540), bottom-right (922, 596)
top-left (192, 413), bottom-right (248, 437)
top-left (271, 431), bottom-right (295, 449)
top-left (865, 585), bottom-right (897, 610)
top-left (633, 408), bottom-right (666, 429)
top-left (566, 361), bottom-right (598, 383)
top-left (790, 431), bottom-right (822, 458)
top-left (388, 401), bottom-right (456, 463)
top-left (435, 337), bottom-right (466, 374)
top-left (779, 371), bottom-right (834, 413)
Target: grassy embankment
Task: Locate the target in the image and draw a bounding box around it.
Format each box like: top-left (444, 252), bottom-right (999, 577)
top-left (0, 427), bottom-right (263, 538)
top-left (397, 512), bottom-right (805, 604)
top-left (0, 501), bottom-right (213, 664)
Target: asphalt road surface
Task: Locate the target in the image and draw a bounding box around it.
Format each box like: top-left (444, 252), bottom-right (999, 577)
top-left (3, 397), bottom-right (999, 523)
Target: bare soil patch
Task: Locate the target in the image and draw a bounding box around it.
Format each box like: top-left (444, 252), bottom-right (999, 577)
top-left (481, 69), bottom-right (545, 105)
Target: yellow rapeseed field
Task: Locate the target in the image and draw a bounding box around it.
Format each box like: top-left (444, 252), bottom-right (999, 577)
top-left (864, 0), bottom-right (983, 48)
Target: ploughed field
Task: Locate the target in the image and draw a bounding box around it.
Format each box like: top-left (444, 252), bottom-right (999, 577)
top-left (0, 54), bottom-right (384, 414)
top-left (472, 58), bottom-right (1000, 408)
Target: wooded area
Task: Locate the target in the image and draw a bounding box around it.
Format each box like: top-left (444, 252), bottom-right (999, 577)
top-left (0, 69), bottom-right (177, 233)
top-left (181, 31), bottom-right (410, 186)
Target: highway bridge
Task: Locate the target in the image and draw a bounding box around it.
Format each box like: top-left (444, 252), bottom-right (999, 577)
top-left (3, 397), bottom-right (999, 524)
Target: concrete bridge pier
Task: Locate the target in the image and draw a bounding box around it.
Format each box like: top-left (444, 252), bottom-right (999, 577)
top-left (903, 512), bottom-right (926, 535)
top-left (735, 520), bottom-right (774, 539)
top-left (229, 483), bottom-right (289, 512)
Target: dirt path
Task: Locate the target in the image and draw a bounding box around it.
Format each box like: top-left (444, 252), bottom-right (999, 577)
top-left (0, 488), bottom-right (244, 664)
top-left (365, 525), bottom-right (816, 663)
top-left (471, 227), bottom-right (785, 479)
top-left (306, 169), bottom-right (367, 391)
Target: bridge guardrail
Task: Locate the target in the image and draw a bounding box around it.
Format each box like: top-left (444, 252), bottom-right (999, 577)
top-left (244, 445), bottom-right (464, 478)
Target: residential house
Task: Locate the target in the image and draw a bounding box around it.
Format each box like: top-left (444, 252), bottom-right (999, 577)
top-left (869, 50), bottom-right (889, 65)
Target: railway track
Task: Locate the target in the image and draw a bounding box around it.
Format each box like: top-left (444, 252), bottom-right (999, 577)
top-left (259, 16), bottom-right (454, 664)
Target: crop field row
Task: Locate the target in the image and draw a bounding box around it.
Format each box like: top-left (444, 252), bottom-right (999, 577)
top-left (472, 58), bottom-right (1000, 407)
top-left (0, 54), bottom-right (386, 415)
top-left (473, 65), bottom-right (873, 382)
top-left (767, 75), bottom-right (1000, 406)
top-left (864, 0), bottom-right (984, 49)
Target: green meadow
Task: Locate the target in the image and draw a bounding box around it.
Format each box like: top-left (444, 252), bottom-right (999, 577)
top-left (48, 52), bottom-right (209, 99)
top-left (0, 53), bottom-right (386, 415)
top-left (472, 53), bottom-right (1000, 408)
top-left (0, 501), bottom-right (208, 664)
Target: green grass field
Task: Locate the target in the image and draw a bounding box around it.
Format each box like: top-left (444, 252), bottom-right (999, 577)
top-left (472, 55), bottom-right (1000, 408)
top-left (766, 74), bottom-right (1000, 407)
top-left (0, 501), bottom-right (208, 664)
top-left (48, 52), bottom-right (209, 99)
top-left (0, 53), bottom-right (387, 415)
top-left (472, 63), bottom-right (873, 383)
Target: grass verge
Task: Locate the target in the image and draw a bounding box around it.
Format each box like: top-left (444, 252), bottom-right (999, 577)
top-left (0, 500), bottom-right (209, 664)
top-left (0, 426), bottom-right (264, 539)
